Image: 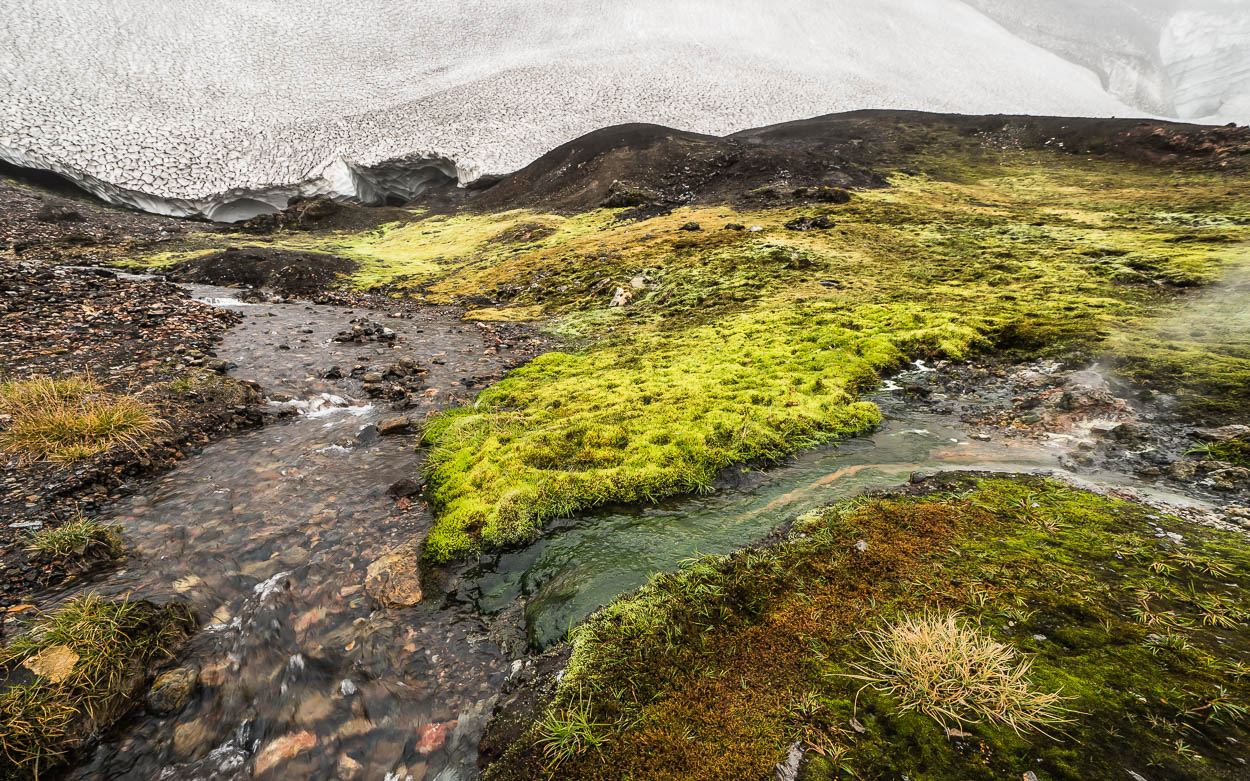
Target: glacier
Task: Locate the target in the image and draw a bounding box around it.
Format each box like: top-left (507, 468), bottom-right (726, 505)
top-left (0, 0), bottom-right (1246, 220)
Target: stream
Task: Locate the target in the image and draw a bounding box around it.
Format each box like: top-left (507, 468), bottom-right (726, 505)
top-left (67, 285), bottom-right (521, 781)
top-left (458, 366), bottom-right (1210, 651)
top-left (53, 279), bottom-right (1213, 780)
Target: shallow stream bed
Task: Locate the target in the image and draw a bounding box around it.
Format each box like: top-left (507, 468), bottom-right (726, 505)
top-left (40, 281), bottom-right (1217, 781)
top-left (59, 285), bottom-right (523, 781)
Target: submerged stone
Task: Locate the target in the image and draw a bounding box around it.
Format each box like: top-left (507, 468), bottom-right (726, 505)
top-left (365, 543), bottom-right (423, 607)
top-left (147, 665), bottom-right (198, 714)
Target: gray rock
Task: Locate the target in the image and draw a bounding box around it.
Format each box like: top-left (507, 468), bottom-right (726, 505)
top-left (387, 477), bottom-right (422, 498)
top-left (774, 741), bottom-right (802, 781)
top-left (377, 415), bottom-right (412, 435)
top-left (1107, 421), bottom-right (1143, 442)
top-left (1166, 461), bottom-right (1197, 480)
top-left (1208, 467), bottom-right (1250, 491)
top-left (1201, 424), bottom-right (1250, 442)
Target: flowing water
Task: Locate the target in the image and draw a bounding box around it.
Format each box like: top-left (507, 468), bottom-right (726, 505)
top-left (66, 286), bottom-right (525, 781)
top-left (49, 279), bottom-right (1214, 780)
top-left (457, 366), bottom-right (1207, 651)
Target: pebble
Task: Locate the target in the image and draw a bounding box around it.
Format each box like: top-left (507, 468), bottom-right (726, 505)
top-left (147, 666), bottom-right (198, 714)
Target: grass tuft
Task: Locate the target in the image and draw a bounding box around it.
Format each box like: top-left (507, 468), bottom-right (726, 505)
top-left (845, 611), bottom-right (1073, 735)
top-left (0, 376), bottom-right (167, 463)
top-left (0, 595), bottom-right (192, 777)
top-left (536, 688), bottom-right (611, 768)
top-left (1186, 438), bottom-right (1250, 468)
top-left (23, 516), bottom-right (123, 559)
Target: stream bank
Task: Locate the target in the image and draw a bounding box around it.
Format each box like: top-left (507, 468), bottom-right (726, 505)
top-left (2, 263), bottom-right (1246, 781)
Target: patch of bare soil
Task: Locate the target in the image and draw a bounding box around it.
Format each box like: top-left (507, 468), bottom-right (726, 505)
top-left (168, 247), bottom-right (357, 296)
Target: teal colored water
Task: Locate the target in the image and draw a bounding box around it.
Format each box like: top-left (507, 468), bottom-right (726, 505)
top-left (461, 390), bottom-right (1064, 650)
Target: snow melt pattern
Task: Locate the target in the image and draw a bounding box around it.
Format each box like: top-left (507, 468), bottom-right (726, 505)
top-left (0, 0), bottom-right (1245, 219)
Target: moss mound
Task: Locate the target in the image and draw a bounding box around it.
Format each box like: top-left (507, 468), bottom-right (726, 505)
top-left (482, 475), bottom-right (1250, 780)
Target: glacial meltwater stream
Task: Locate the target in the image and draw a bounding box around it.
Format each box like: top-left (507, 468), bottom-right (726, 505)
top-left (51, 278), bottom-right (1211, 780)
top-left (64, 285), bottom-right (524, 780)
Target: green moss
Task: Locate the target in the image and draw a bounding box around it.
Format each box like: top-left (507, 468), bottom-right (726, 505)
top-left (421, 302), bottom-right (992, 560)
top-left (484, 476), bottom-right (1250, 780)
top-left (416, 163), bottom-right (1249, 559)
top-left (1188, 438), bottom-right (1250, 468)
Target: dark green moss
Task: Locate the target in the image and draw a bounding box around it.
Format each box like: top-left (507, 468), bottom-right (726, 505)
top-left (1205, 439), bottom-right (1250, 467)
top-left (483, 476), bottom-right (1250, 781)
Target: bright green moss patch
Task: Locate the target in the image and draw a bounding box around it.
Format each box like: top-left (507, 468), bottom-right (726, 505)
top-left (422, 302), bottom-right (988, 560)
top-left (0, 595), bottom-right (193, 778)
top-left (418, 161), bottom-right (1250, 559)
top-left (483, 475), bottom-right (1250, 780)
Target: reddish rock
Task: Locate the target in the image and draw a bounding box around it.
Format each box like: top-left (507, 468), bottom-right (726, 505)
top-left (415, 721), bottom-right (453, 757)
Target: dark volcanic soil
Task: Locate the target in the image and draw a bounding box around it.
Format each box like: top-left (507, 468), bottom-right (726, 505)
top-left (458, 110), bottom-right (1249, 216)
top-left (0, 164), bottom-right (197, 257)
top-left (169, 247), bottom-right (358, 296)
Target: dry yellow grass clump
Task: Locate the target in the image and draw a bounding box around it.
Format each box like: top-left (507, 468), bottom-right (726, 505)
top-left (847, 611), bottom-right (1073, 734)
top-left (0, 376), bottom-right (166, 462)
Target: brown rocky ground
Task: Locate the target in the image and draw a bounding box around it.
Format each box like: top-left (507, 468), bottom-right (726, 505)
top-left (0, 163), bottom-right (199, 258)
top-left (0, 257), bottom-right (266, 610)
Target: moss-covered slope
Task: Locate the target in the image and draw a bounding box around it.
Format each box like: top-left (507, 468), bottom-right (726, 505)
top-left (129, 130), bottom-right (1250, 562)
top-left (482, 475), bottom-right (1250, 780)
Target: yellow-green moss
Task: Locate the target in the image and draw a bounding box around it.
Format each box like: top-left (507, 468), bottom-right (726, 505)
top-left (416, 160), bottom-right (1249, 560)
top-left (422, 302), bottom-right (989, 560)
